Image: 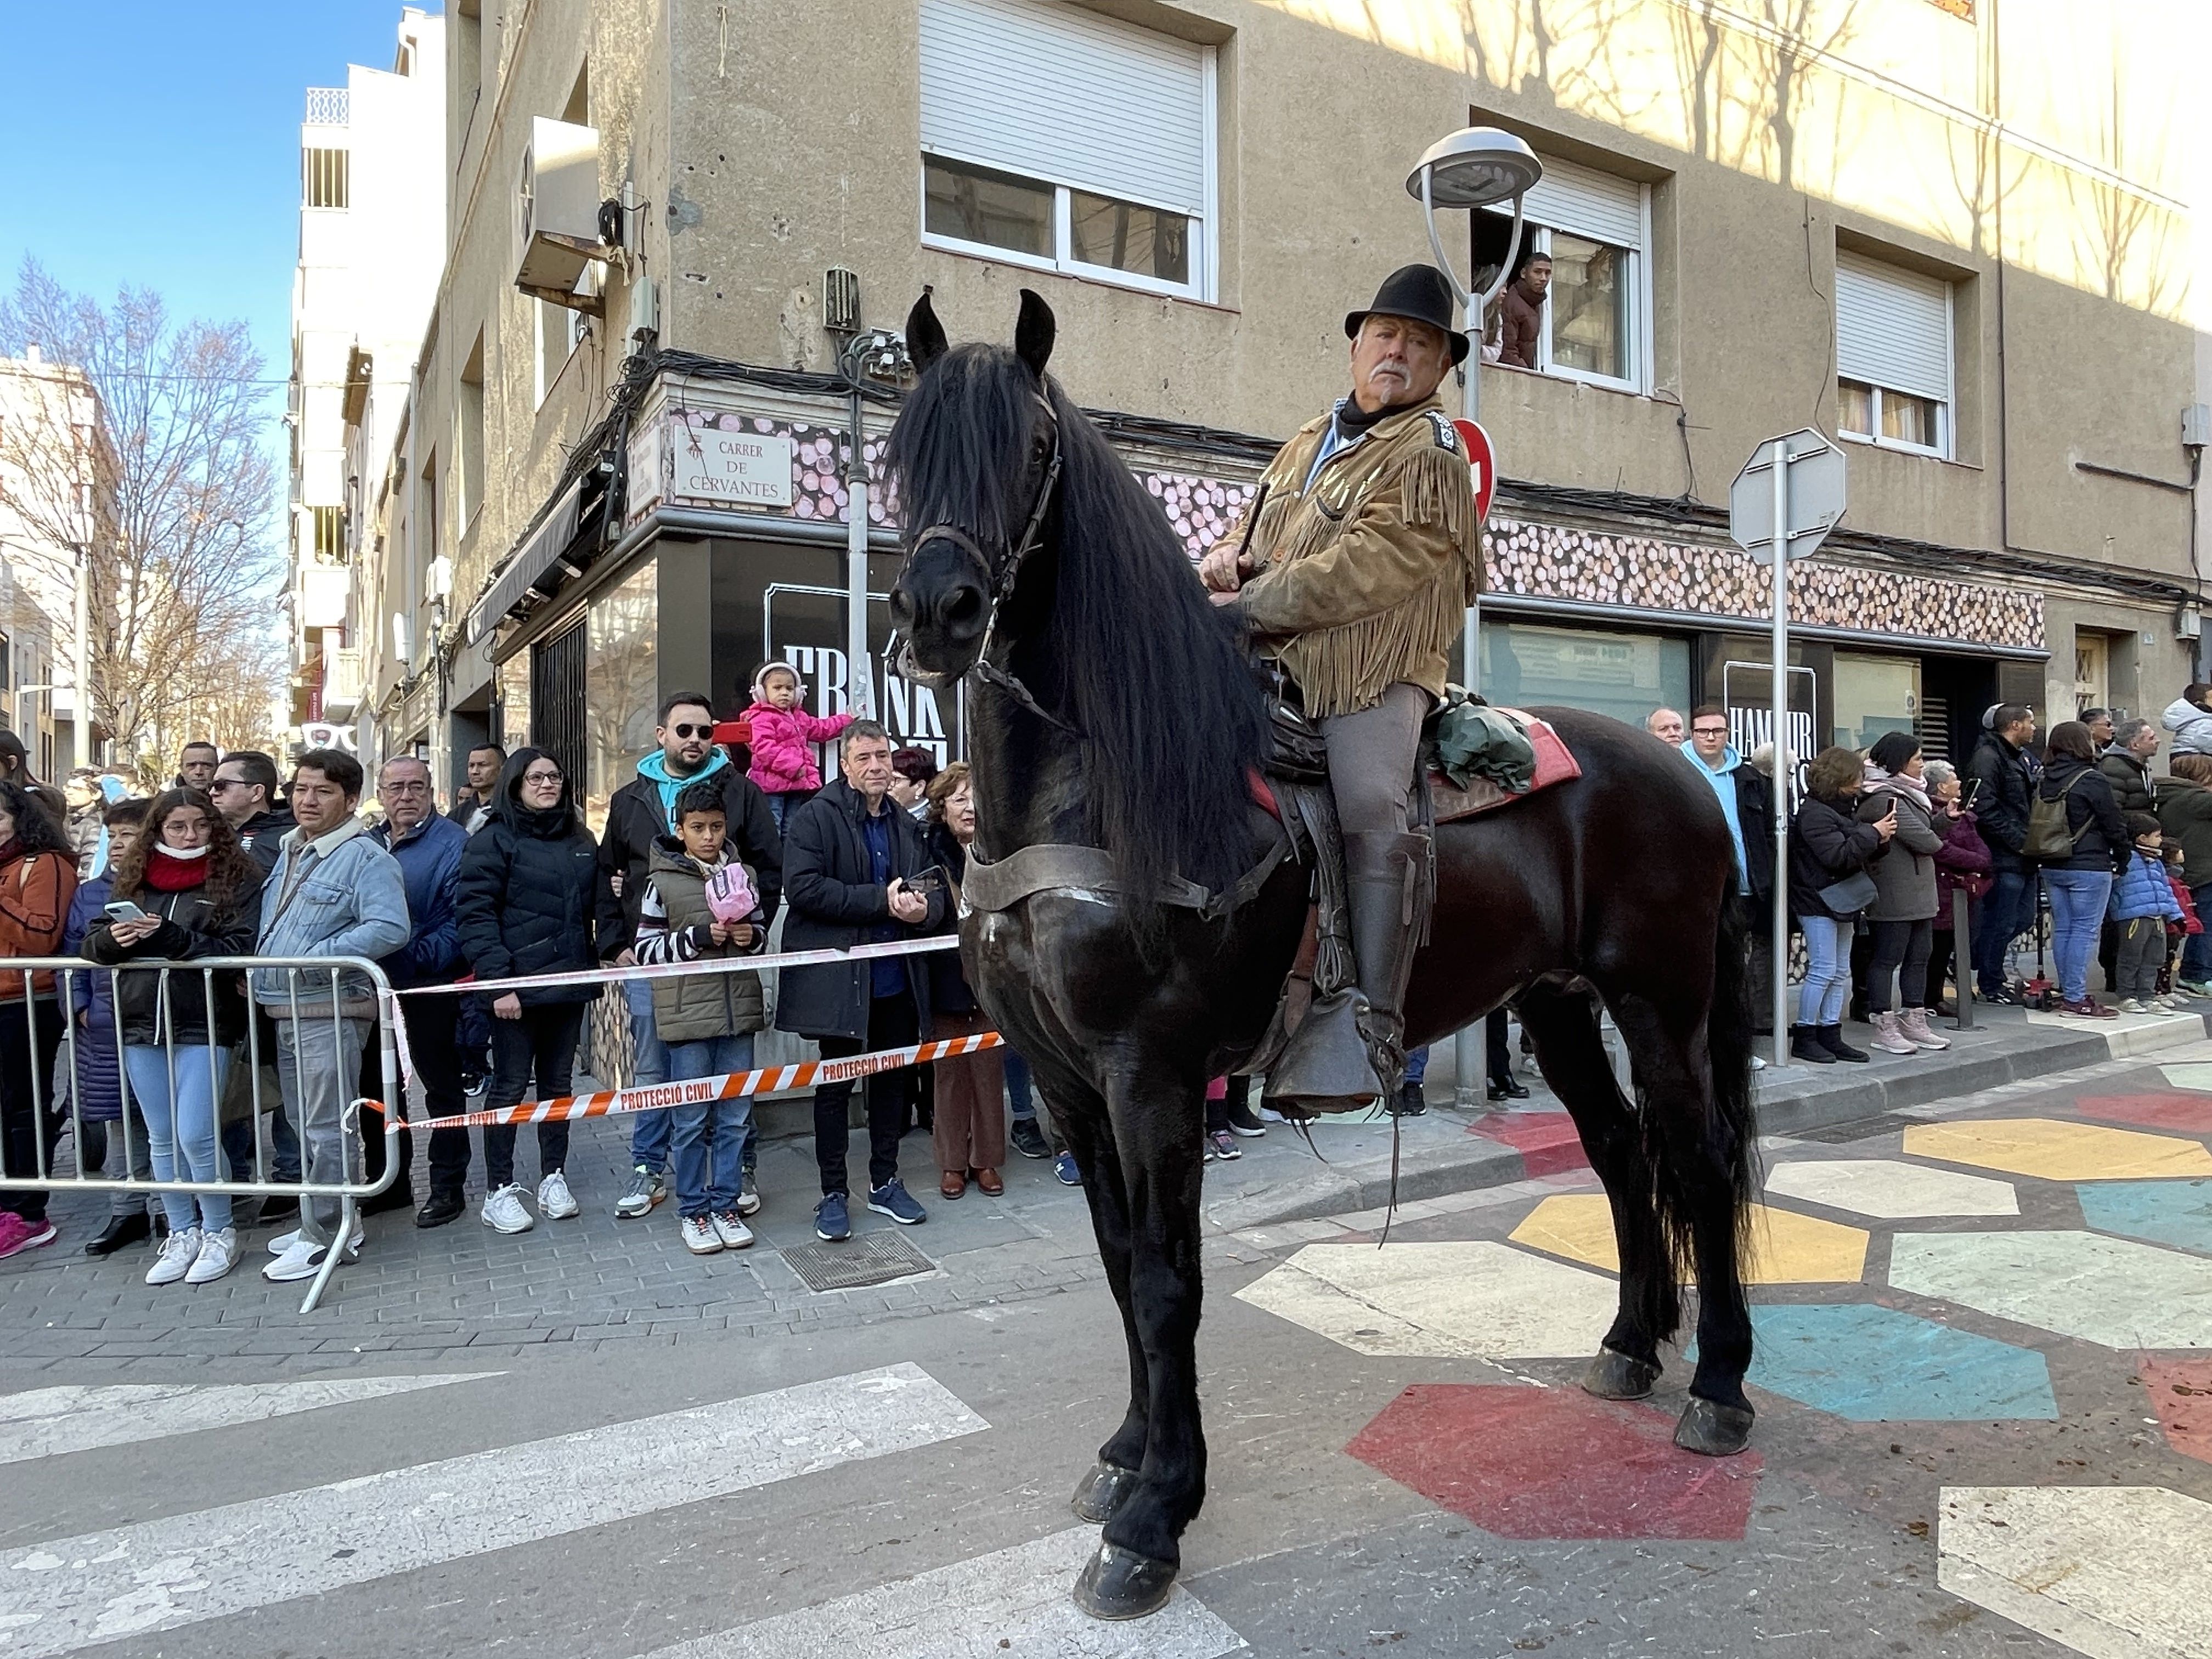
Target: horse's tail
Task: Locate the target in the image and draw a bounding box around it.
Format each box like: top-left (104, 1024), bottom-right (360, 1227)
top-left (1704, 890), bottom-right (1761, 1250)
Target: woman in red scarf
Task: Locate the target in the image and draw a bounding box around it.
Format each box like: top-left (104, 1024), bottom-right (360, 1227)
top-left (0, 780), bottom-right (79, 1259)
top-left (84, 789), bottom-right (264, 1286)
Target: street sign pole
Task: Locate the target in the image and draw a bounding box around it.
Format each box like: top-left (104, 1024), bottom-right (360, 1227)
top-left (1769, 440), bottom-right (1792, 1071)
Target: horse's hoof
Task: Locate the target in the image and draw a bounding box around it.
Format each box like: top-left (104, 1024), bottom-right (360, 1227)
top-left (1583, 1348), bottom-right (1661, 1401)
top-left (1072, 1541), bottom-right (1178, 1621)
top-left (1070, 1460), bottom-right (1139, 1524)
top-left (1673, 1395), bottom-right (1756, 1457)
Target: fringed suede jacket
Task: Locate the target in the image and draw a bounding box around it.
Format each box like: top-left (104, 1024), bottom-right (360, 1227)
top-left (1230, 396), bottom-right (1483, 719)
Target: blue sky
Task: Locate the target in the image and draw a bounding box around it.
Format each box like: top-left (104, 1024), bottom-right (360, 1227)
top-left (0, 2), bottom-right (430, 387)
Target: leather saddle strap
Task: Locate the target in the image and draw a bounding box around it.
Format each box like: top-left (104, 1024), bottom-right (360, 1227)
top-left (961, 834), bottom-right (1292, 923)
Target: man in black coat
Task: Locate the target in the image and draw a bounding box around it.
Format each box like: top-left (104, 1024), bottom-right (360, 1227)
top-left (777, 720), bottom-right (944, 1243)
top-left (1964, 703), bottom-right (2040, 1001)
top-left (596, 691), bottom-right (782, 1216)
top-left (213, 751), bottom-right (296, 879)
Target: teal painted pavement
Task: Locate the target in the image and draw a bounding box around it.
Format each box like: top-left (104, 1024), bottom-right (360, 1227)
top-left (2076, 1179), bottom-right (2212, 1255)
top-left (1740, 1304), bottom-right (2057, 1422)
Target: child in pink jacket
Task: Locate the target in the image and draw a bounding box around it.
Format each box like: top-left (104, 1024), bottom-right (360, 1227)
top-left (743, 661), bottom-right (855, 830)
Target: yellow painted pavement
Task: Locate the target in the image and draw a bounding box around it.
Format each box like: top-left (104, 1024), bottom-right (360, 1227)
top-left (1508, 1194), bottom-right (1869, 1285)
top-left (1905, 1119), bottom-right (2212, 1182)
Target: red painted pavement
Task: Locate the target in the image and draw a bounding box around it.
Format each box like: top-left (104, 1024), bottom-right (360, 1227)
top-left (2141, 1359), bottom-right (2212, 1466)
top-left (2075, 1093), bottom-right (2212, 1135)
top-left (1346, 1384), bottom-right (1761, 1541)
top-left (1472, 1111), bottom-right (1591, 1177)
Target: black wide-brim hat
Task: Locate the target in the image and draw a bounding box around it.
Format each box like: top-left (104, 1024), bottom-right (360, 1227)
top-left (1344, 263), bottom-right (1469, 364)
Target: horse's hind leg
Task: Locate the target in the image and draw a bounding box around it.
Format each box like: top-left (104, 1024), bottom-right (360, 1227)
top-left (1608, 990), bottom-right (1757, 1455)
top-left (1517, 982), bottom-right (1677, 1400)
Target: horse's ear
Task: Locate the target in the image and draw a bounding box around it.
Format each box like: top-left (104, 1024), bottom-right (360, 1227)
top-left (1014, 289), bottom-right (1056, 379)
top-left (905, 289), bottom-right (949, 375)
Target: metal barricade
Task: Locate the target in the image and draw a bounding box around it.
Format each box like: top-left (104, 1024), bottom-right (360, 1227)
top-left (0, 955), bottom-right (398, 1312)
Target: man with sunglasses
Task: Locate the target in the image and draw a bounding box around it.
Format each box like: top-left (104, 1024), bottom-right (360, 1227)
top-left (597, 690), bottom-right (783, 1219)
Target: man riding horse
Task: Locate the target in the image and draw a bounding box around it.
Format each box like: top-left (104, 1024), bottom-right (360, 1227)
top-left (1199, 264), bottom-right (1483, 1113)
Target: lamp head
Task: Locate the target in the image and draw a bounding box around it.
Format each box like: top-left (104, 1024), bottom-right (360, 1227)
top-left (1406, 127), bottom-right (1542, 211)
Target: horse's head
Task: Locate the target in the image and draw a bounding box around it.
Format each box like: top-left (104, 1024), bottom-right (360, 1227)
top-left (885, 289), bottom-right (1062, 685)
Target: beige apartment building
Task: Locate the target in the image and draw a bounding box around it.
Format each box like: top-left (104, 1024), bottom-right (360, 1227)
top-left (340, 0), bottom-right (2204, 811)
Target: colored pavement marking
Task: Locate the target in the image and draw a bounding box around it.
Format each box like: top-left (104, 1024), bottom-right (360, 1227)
top-left (1346, 1384), bottom-right (1761, 1542)
top-left (2158, 1063), bottom-right (2212, 1092)
top-left (0, 1363), bottom-right (986, 1659)
top-left (0, 1375), bottom-right (499, 1466)
top-left (1232, 1240), bottom-right (1618, 1359)
top-left (1470, 1111), bottom-right (1590, 1177)
top-left (2078, 1180), bottom-right (2212, 1255)
top-left (635, 1527), bottom-right (1246, 1658)
top-left (2078, 1093), bottom-right (2212, 1135)
top-left (1904, 1118), bottom-right (2212, 1182)
top-left (1510, 1193), bottom-right (1869, 1284)
top-left (1939, 1485), bottom-right (2212, 1659)
top-left (1763, 1158), bottom-right (2019, 1220)
top-left (1889, 1231), bottom-right (2212, 1350)
top-left (2140, 1359), bottom-right (2212, 1465)
top-left (1740, 1305), bottom-right (2055, 1422)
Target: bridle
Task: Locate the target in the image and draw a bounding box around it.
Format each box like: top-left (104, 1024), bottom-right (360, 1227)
top-left (893, 393), bottom-right (1078, 735)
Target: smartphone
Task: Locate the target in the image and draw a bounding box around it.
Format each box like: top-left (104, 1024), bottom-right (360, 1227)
top-left (1960, 778), bottom-right (1983, 809)
top-left (103, 901), bottom-right (148, 923)
top-left (904, 866), bottom-right (946, 902)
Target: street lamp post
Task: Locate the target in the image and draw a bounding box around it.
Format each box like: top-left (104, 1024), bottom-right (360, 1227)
top-left (1409, 127), bottom-right (1543, 1110)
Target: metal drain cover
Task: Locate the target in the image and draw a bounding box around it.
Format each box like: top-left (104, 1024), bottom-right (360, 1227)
top-left (781, 1232), bottom-right (936, 1293)
top-left (1795, 1113), bottom-right (1910, 1144)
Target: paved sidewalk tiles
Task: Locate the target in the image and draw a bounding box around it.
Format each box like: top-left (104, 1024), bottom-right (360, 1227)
top-left (1508, 1193), bottom-right (1870, 1284)
top-left (1905, 1116), bottom-right (2212, 1181)
top-left (1888, 1230), bottom-right (2212, 1349)
top-left (1760, 1157), bottom-right (2019, 1219)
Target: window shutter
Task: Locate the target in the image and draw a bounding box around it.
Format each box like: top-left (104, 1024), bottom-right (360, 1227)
top-left (1835, 252), bottom-right (1951, 402)
top-left (1485, 154), bottom-right (1643, 248)
top-left (920, 0), bottom-right (1207, 216)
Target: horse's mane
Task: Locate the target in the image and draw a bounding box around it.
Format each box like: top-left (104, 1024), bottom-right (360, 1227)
top-left (888, 345), bottom-right (1269, 906)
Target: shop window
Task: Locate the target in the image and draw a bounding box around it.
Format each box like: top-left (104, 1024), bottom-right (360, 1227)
top-left (1481, 620), bottom-right (1689, 731)
top-left (1832, 652), bottom-right (1921, 751)
top-left (918, 0), bottom-right (1215, 301)
top-left (584, 561), bottom-right (659, 836)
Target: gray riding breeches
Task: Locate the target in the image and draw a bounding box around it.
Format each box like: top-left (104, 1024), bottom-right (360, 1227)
top-left (1320, 682), bottom-right (1430, 836)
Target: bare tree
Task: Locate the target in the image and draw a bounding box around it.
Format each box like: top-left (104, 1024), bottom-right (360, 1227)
top-left (0, 258), bottom-right (284, 768)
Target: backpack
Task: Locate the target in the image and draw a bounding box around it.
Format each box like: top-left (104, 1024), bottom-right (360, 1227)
top-left (2023, 772), bottom-right (2090, 861)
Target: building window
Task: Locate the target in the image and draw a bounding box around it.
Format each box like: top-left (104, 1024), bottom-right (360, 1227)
top-left (311, 505), bottom-right (345, 558)
top-left (303, 147), bottom-right (349, 209)
top-left (457, 332), bottom-right (486, 533)
top-left (583, 561), bottom-right (658, 836)
top-left (1480, 155), bottom-right (1648, 392)
top-left (1832, 652), bottom-right (1921, 751)
top-left (1834, 251), bottom-right (1952, 458)
top-left (918, 0), bottom-right (1215, 301)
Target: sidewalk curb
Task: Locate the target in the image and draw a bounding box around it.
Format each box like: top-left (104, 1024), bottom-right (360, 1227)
top-left (1205, 1007), bottom-right (2210, 1233)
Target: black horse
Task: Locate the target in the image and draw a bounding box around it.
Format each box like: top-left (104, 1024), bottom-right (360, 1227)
top-left (885, 290), bottom-right (1757, 1621)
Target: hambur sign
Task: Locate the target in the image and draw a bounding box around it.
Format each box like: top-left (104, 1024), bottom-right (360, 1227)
top-left (1728, 428), bottom-right (1846, 1070)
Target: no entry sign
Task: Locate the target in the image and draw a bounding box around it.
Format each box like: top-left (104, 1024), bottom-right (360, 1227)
top-left (1454, 418), bottom-right (1497, 521)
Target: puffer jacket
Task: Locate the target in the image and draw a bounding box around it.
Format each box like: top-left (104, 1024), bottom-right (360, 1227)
top-left (743, 700), bottom-right (854, 796)
top-left (633, 837), bottom-right (766, 1042)
top-left (456, 806), bottom-right (603, 1006)
top-left (61, 875), bottom-right (122, 1122)
top-left (83, 864), bottom-right (264, 1047)
top-left (776, 777), bottom-right (945, 1041)
top-left (2110, 849), bottom-right (2183, 923)
top-left (1788, 793), bottom-right (1885, 921)
top-left (0, 845), bottom-right (78, 1001)
top-left (2163, 696), bottom-right (2212, 757)
top-left (2099, 748), bottom-right (2156, 815)
top-left (1856, 772), bottom-right (1942, 923)
top-left (2157, 775), bottom-right (2212, 881)
top-left (1963, 730), bottom-right (2037, 871)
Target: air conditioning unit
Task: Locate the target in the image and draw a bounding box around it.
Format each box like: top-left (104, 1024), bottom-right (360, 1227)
top-left (515, 117), bottom-right (607, 307)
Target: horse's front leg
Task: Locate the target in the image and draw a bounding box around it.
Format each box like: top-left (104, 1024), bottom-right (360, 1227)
top-left (1074, 1063), bottom-right (1207, 1621)
top-left (1050, 1082), bottom-right (1149, 1525)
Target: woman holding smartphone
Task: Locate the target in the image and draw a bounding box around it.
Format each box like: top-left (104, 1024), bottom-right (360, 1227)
top-left (83, 788), bottom-right (264, 1286)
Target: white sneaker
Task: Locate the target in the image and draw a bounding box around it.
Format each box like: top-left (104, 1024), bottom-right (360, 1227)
top-left (737, 1172), bottom-right (761, 1217)
top-left (537, 1171), bottom-right (579, 1220)
top-left (481, 1183), bottom-right (535, 1234)
top-left (266, 1223), bottom-right (362, 1257)
top-left (262, 1237), bottom-right (351, 1283)
top-left (680, 1214), bottom-right (723, 1255)
top-left (146, 1226), bottom-right (201, 1286)
top-left (712, 1210), bottom-right (754, 1250)
top-left (185, 1227), bottom-right (238, 1285)
top-left (2118, 998), bottom-right (2148, 1014)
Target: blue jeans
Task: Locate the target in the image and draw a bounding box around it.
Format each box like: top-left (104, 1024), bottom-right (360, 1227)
top-left (1404, 1044), bottom-right (1429, 1085)
top-left (625, 977), bottom-right (672, 1169)
top-left (221, 1096), bottom-right (300, 1184)
top-left (1972, 866), bottom-right (2039, 996)
top-left (127, 1043), bottom-right (233, 1233)
top-left (1797, 914), bottom-right (1854, 1027)
top-left (2044, 868), bottom-right (2114, 1003)
top-left (666, 1033), bottom-right (755, 1216)
top-left (2184, 884), bottom-right (2212, 983)
top-left (1006, 1049), bottom-right (1035, 1119)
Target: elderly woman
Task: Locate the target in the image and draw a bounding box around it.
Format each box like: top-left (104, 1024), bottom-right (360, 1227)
top-left (1922, 759), bottom-right (1990, 1018)
top-left (923, 763), bottom-right (1006, 1198)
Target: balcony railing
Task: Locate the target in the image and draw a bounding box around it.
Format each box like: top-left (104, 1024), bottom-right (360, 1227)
top-left (321, 647), bottom-right (363, 717)
top-left (304, 87), bottom-right (349, 127)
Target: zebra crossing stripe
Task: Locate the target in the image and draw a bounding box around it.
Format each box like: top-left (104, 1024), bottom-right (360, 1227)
top-left (636, 1526), bottom-right (1246, 1658)
top-left (0, 1375), bottom-right (499, 1466)
top-left (0, 1363), bottom-right (986, 1658)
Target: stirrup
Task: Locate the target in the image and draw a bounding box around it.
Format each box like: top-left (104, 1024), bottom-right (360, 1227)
top-left (1263, 989), bottom-right (1389, 1115)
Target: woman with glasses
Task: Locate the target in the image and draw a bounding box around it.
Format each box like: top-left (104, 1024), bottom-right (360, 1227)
top-left (455, 748), bottom-right (603, 1234)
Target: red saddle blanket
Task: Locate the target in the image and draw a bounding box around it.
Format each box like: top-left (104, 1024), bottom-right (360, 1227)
top-left (1248, 708), bottom-right (1581, 825)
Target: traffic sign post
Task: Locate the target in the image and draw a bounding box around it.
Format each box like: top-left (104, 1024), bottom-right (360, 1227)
top-left (1729, 430), bottom-right (1847, 1070)
top-left (1453, 415), bottom-right (1497, 1108)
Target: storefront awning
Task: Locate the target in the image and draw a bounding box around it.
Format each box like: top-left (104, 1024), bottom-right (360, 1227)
top-left (466, 479), bottom-right (585, 644)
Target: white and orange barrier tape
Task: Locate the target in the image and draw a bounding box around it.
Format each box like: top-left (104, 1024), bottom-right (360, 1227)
top-left (375, 1030), bottom-right (1003, 1134)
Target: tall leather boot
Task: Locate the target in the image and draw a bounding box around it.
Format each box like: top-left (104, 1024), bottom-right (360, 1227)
top-left (1266, 831), bottom-right (1426, 1114)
